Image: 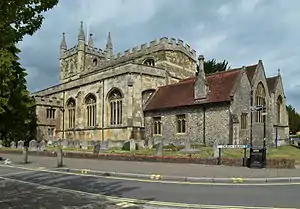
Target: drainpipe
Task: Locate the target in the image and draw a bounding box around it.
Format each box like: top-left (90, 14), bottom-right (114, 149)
top-left (203, 106), bottom-right (206, 146)
top-left (102, 80), bottom-right (105, 142)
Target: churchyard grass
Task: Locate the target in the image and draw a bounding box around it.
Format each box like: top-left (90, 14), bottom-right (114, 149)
top-left (1, 144), bottom-right (299, 164)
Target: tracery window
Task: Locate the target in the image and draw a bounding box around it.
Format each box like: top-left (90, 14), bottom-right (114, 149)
top-left (255, 82), bottom-right (266, 123)
top-left (108, 89), bottom-right (123, 125)
top-left (67, 98), bottom-right (76, 129)
top-left (85, 94), bottom-right (96, 127)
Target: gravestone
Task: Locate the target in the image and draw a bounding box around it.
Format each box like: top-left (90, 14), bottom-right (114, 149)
top-left (213, 140), bottom-right (220, 158)
top-left (17, 140), bottom-right (24, 149)
top-left (39, 140), bottom-right (46, 151)
top-left (155, 142), bottom-right (163, 156)
top-left (93, 143), bottom-right (100, 155)
top-left (129, 140), bottom-right (136, 151)
top-left (136, 140), bottom-right (145, 149)
top-left (62, 140), bottom-right (68, 149)
top-left (10, 141), bottom-right (16, 149)
top-left (0, 140), bottom-right (2, 148)
top-left (29, 140), bottom-right (38, 151)
top-left (146, 139), bottom-right (153, 149)
top-left (68, 140), bottom-right (75, 148)
top-left (73, 140), bottom-right (80, 149)
top-left (179, 139), bottom-right (200, 154)
top-left (81, 141), bottom-right (88, 150)
top-left (100, 140), bottom-right (109, 150)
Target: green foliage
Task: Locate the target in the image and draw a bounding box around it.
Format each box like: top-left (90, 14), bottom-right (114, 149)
top-left (196, 59), bottom-right (230, 75)
top-left (0, 0), bottom-right (58, 146)
top-left (286, 105), bottom-right (300, 134)
top-left (0, 0), bottom-right (59, 48)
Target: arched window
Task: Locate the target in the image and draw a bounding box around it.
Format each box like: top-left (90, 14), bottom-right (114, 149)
top-left (108, 89), bottom-right (123, 125)
top-left (93, 58), bottom-right (98, 66)
top-left (142, 89), bottom-right (155, 106)
top-left (277, 96), bottom-right (283, 124)
top-left (143, 58), bottom-right (155, 66)
top-left (255, 82), bottom-right (266, 123)
top-left (66, 98), bottom-right (76, 129)
top-left (85, 94), bottom-right (96, 127)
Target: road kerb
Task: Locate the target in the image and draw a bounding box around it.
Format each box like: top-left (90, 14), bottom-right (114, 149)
top-left (47, 167), bottom-right (300, 185)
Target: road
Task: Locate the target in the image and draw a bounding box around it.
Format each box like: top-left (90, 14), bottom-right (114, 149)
top-left (0, 165), bottom-right (299, 209)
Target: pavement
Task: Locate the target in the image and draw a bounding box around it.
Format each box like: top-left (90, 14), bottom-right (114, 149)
top-left (1, 153), bottom-right (300, 184)
top-left (0, 165), bottom-right (299, 208)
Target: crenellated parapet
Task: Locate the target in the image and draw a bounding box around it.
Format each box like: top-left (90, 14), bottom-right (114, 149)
top-left (85, 45), bottom-right (107, 57)
top-left (84, 37), bottom-right (197, 75)
top-left (33, 95), bottom-right (62, 107)
top-left (61, 45), bottom-right (78, 58)
top-left (114, 37), bottom-right (196, 61)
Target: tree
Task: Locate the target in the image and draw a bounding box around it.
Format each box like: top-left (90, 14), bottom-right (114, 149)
top-left (286, 105), bottom-right (300, 134)
top-left (0, 0), bottom-right (58, 146)
top-left (196, 59), bottom-right (230, 75)
top-left (0, 0), bottom-right (59, 48)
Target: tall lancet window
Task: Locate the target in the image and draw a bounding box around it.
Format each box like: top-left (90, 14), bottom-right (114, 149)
top-left (108, 89), bottom-right (123, 125)
top-left (85, 94), bottom-right (96, 127)
top-left (277, 96), bottom-right (283, 124)
top-left (255, 82), bottom-right (266, 123)
top-left (67, 98), bottom-right (76, 129)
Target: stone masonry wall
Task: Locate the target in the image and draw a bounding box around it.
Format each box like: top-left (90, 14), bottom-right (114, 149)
top-left (144, 104), bottom-right (231, 146)
top-left (34, 64), bottom-right (168, 142)
top-left (250, 64), bottom-right (273, 146)
top-left (230, 71), bottom-right (251, 144)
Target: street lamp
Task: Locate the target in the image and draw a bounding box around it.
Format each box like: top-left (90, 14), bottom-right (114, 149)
top-left (262, 109), bottom-right (267, 148)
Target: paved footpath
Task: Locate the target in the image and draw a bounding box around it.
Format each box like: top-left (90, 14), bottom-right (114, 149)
top-left (1, 153), bottom-right (300, 178)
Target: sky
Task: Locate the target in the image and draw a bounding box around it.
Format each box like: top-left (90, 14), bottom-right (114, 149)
top-left (18, 0), bottom-right (300, 111)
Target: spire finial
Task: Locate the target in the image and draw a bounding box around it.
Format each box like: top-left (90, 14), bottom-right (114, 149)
top-left (60, 32), bottom-right (67, 50)
top-left (88, 33), bottom-right (94, 47)
top-left (106, 31), bottom-right (113, 57)
top-left (78, 21), bottom-right (85, 41)
top-left (278, 68), bottom-right (281, 76)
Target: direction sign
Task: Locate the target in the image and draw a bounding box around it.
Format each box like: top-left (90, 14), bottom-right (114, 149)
top-left (217, 145), bottom-right (249, 149)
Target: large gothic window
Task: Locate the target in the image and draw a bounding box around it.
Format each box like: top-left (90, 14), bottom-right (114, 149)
top-left (108, 89), bottom-right (123, 125)
top-left (85, 94), bottom-right (96, 127)
top-left (277, 96), bottom-right (283, 124)
top-left (66, 98), bottom-right (76, 129)
top-left (255, 82), bottom-right (266, 123)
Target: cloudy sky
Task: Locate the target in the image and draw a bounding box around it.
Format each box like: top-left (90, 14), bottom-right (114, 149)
top-left (18, 0), bottom-right (300, 111)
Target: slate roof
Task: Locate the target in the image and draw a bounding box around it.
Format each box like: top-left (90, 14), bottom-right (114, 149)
top-left (266, 76), bottom-right (279, 93)
top-left (144, 69), bottom-right (243, 111)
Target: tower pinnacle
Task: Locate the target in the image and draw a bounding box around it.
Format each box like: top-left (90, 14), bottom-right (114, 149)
top-left (60, 32), bottom-right (67, 50)
top-left (78, 21), bottom-right (85, 41)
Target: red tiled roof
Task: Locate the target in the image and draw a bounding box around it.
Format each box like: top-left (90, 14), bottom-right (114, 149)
top-left (229, 64), bottom-right (257, 82)
top-left (144, 69), bottom-right (242, 111)
top-left (266, 76), bottom-right (278, 93)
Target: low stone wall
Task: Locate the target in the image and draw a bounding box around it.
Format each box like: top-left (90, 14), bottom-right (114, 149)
top-left (0, 149), bottom-right (295, 169)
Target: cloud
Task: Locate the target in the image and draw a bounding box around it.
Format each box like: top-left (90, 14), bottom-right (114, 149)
top-left (18, 0), bottom-right (300, 111)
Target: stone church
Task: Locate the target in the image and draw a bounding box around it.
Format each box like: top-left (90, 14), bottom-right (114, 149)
top-left (31, 22), bottom-right (289, 146)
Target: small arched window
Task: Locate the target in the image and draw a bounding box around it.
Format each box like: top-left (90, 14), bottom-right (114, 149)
top-left (277, 96), bottom-right (283, 124)
top-left (66, 98), bottom-right (76, 129)
top-left (143, 58), bottom-right (155, 66)
top-left (93, 58), bottom-right (98, 66)
top-left (108, 89), bottom-right (123, 125)
top-left (85, 94), bottom-right (96, 127)
top-left (142, 89), bottom-right (155, 106)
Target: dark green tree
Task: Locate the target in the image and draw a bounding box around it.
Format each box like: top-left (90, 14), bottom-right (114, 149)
top-left (196, 59), bottom-right (230, 75)
top-left (0, 0), bottom-right (58, 146)
top-left (286, 105), bottom-right (300, 135)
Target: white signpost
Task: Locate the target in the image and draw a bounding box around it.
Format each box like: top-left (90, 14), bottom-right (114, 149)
top-left (217, 144), bottom-right (249, 166)
top-left (217, 145), bottom-right (249, 149)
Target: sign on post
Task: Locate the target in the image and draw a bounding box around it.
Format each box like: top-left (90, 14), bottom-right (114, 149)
top-left (217, 145), bottom-right (249, 149)
top-left (217, 144), bottom-right (249, 167)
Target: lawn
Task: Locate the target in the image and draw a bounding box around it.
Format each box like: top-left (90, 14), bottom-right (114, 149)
top-left (1, 145), bottom-right (300, 164)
